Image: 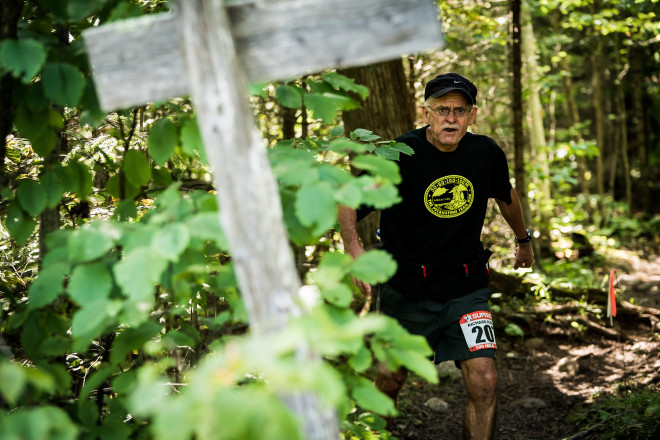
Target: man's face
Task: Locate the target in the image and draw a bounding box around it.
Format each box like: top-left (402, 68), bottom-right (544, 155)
top-left (422, 92), bottom-right (477, 152)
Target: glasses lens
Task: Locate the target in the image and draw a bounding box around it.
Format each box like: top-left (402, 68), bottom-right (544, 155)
top-left (430, 106), bottom-right (471, 117)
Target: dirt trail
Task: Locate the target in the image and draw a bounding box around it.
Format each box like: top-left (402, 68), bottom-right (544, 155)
top-left (389, 257), bottom-right (660, 440)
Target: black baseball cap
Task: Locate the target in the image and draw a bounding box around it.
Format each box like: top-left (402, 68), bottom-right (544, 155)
top-left (424, 73), bottom-right (477, 105)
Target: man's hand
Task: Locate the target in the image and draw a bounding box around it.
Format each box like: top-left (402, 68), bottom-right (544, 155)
top-left (513, 242), bottom-right (534, 269)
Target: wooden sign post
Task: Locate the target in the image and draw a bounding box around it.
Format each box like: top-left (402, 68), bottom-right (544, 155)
top-left (84, 0), bottom-right (443, 437)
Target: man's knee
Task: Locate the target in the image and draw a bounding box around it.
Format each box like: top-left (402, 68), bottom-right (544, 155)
top-left (461, 358), bottom-right (497, 402)
top-left (375, 363), bottom-right (408, 400)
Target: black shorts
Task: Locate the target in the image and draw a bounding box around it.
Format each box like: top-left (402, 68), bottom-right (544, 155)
top-left (378, 283), bottom-right (497, 364)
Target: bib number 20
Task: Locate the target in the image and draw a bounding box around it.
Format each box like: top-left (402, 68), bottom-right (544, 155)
top-left (460, 311), bottom-right (497, 352)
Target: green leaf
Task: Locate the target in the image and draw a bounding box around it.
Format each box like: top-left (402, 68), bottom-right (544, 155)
top-left (322, 72), bottom-right (369, 100)
top-left (16, 179), bottom-right (47, 217)
top-left (349, 345), bottom-right (373, 373)
top-left (6, 146), bottom-right (20, 163)
top-left (107, 0), bottom-right (143, 21)
top-left (71, 298), bottom-right (121, 351)
top-left (269, 147), bottom-right (319, 186)
top-left (0, 39), bottom-right (46, 83)
top-left (42, 63), bottom-right (86, 107)
top-left (357, 177), bottom-right (401, 209)
top-left (351, 250), bottom-right (397, 284)
top-left (40, 170), bottom-right (64, 209)
top-left (111, 321), bottom-right (162, 365)
top-left (113, 198), bottom-right (138, 220)
top-left (79, 364), bottom-right (116, 403)
top-left (295, 181), bottom-right (337, 235)
top-left (106, 174), bottom-right (140, 200)
top-left (304, 93), bottom-right (355, 123)
top-left (0, 362), bottom-right (26, 405)
top-left (28, 261), bottom-right (68, 309)
top-left (68, 262), bottom-right (113, 307)
top-left (148, 118), bottom-right (177, 165)
top-left (352, 154), bottom-right (402, 184)
top-left (67, 0), bottom-right (104, 20)
top-left (276, 84), bottom-right (303, 108)
top-left (186, 212), bottom-right (228, 249)
top-left (329, 126), bottom-right (345, 137)
top-left (114, 247), bottom-right (168, 302)
top-left (352, 129), bottom-right (380, 142)
top-left (36, 362), bottom-right (71, 396)
top-left (504, 322), bottom-right (525, 337)
top-left (335, 183), bottom-right (362, 208)
top-left (320, 284), bottom-right (354, 308)
top-left (327, 138), bottom-right (367, 155)
top-left (280, 189), bottom-right (318, 246)
top-left (152, 223), bottom-right (190, 261)
top-left (63, 161), bottom-right (93, 200)
top-left (68, 222), bottom-right (120, 263)
top-left (180, 116), bottom-right (206, 162)
top-left (124, 149), bottom-right (151, 187)
top-left (3, 406), bottom-right (78, 440)
top-left (348, 376), bottom-right (396, 415)
top-left (314, 252), bottom-right (353, 286)
top-left (5, 202), bottom-right (36, 246)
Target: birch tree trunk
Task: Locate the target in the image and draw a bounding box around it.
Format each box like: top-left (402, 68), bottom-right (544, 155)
top-left (176, 1), bottom-right (338, 438)
top-left (521, 1), bottom-right (550, 203)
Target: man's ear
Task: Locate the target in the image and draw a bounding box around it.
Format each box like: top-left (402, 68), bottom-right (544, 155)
top-left (421, 105), bottom-right (431, 124)
top-left (468, 107), bottom-right (479, 125)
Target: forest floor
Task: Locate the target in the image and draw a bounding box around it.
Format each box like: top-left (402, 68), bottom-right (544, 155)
top-left (388, 254), bottom-right (660, 440)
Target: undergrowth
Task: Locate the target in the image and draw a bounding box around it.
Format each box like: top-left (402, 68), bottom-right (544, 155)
top-left (567, 383), bottom-right (660, 440)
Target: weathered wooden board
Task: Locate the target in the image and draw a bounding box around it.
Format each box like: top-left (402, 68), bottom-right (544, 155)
top-left (84, 0), bottom-right (444, 110)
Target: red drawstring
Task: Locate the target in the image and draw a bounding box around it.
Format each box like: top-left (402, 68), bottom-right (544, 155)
top-left (422, 265), bottom-right (427, 278)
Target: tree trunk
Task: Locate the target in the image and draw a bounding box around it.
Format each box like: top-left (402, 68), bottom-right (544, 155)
top-left (521, 0), bottom-right (549, 261)
top-left (338, 59), bottom-right (416, 250)
top-left (509, 0), bottom-right (532, 235)
top-left (630, 45), bottom-right (650, 213)
top-left (0, 0), bottom-right (25, 187)
top-left (591, 38), bottom-right (606, 224)
top-left (614, 39), bottom-right (632, 217)
top-left (339, 59), bottom-right (415, 140)
top-left (549, 11), bottom-right (592, 220)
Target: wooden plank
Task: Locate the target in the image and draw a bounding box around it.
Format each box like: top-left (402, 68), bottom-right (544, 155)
top-left (176, 1), bottom-right (338, 437)
top-left (84, 0), bottom-right (444, 110)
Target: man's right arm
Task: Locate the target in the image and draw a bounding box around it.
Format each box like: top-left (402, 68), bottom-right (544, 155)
top-left (337, 205), bottom-right (371, 297)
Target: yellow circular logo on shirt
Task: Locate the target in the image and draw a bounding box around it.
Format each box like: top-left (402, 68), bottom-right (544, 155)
top-left (424, 175), bottom-right (474, 218)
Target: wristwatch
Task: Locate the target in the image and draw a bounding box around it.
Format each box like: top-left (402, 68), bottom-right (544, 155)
top-left (515, 229), bottom-right (532, 244)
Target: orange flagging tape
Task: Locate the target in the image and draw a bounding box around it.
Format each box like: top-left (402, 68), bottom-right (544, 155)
top-left (609, 269), bottom-right (617, 317)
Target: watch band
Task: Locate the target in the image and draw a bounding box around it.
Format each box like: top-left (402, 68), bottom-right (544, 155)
top-left (515, 229), bottom-right (532, 244)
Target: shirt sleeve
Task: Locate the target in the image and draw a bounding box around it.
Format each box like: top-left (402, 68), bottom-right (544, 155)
top-left (489, 145), bottom-right (513, 204)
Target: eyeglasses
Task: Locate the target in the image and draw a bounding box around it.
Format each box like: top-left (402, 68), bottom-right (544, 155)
top-left (426, 105), bottom-right (473, 118)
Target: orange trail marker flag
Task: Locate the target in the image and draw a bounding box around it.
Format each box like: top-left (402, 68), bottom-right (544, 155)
top-left (607, 269), bottom-right (617, 326)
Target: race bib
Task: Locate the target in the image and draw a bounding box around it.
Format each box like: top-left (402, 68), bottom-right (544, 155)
top-left (460, 311), bottom-right (497, 352)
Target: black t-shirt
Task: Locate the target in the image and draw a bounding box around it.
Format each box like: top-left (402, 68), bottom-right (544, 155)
top-left (360, 126), bottom-right (512, 300)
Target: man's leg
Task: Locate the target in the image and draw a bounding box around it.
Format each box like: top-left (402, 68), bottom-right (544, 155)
top-left (374, 362), bottom-right (408, 429)
top-left (460, 357), bottom-right (497, 440)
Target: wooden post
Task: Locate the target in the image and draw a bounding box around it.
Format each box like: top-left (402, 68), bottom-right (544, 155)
top-left (83, 1), bottom-right (444, 437)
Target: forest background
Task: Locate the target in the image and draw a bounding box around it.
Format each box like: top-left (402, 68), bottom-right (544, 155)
top-left (0, 0), bottom-right (659, 439)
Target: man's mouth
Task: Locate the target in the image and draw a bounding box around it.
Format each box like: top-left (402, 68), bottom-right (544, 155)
top-left (442, 127), bottom-right (458, 134)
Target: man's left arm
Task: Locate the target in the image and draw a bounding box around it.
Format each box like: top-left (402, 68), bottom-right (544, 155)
top-left (495, 187), bottom-right (535, 269)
